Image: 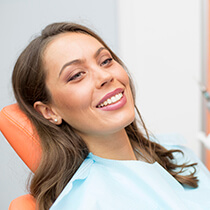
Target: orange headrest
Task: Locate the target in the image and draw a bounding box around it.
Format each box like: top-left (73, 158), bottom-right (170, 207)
top-left (0, 104), bottom-right (41, 173)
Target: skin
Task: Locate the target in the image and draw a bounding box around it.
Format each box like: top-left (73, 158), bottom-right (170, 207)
top-left (34, 32), bottom-right (136, 160)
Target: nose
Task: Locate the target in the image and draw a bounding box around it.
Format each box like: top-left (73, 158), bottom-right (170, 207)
top-left (95, 69), bottom-right (114, 89)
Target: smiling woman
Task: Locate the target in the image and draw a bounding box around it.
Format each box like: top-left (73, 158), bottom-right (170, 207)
top-left (11, 22), bottom-right (210, 210)
top-left (35, 32), bottom-right (135, 141)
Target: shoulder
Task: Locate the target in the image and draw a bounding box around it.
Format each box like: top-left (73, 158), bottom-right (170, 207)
top-left (153, 133), bottom-right (210, 183)
top-left (51, 157), bottom-right (95, 209)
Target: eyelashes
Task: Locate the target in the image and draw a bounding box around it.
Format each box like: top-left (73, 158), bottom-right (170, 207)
top-left (68, 71), bottom-right (85, 82)
top-left (67, 57), bottom-right (113, 82)
top-left (101, 58), bottom-right (113, 66)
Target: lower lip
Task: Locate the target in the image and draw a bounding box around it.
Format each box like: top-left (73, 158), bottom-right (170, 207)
top-left (97, 94), bottom-right (127, 111)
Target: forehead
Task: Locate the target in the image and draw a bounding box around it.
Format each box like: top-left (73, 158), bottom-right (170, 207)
top-left (44, 32), bottom-right (104, 59)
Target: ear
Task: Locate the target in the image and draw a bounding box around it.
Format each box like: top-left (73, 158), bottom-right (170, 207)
top-left (34, 101), bottom-right (62, 125)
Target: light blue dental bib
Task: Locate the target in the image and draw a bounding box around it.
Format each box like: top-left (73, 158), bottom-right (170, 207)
top-left (50, 144), bottom-right (210, 210)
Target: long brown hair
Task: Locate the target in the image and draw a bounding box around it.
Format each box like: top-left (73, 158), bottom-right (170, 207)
top-left (12, 22), bottom-right (198, 210)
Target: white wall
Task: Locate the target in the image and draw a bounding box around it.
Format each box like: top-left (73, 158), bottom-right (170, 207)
top-left (117, 0), bottom-right (206, 157)
top-left (0, 0), bottom-right (118, 208)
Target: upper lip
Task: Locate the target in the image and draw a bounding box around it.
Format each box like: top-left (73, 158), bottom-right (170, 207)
top-left (96, 88), bottom-right (124, 107)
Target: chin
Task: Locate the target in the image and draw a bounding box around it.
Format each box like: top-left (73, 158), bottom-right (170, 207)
top-left (119, 112), bottom-right (135, 130)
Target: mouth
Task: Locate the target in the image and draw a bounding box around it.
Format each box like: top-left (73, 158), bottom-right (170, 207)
top-left (96, 88), bottom-right (124, 108)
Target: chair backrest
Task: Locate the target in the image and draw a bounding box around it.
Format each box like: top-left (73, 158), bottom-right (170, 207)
top-left (8, 194), bottom-right (36, 210)
top-left (0, 104), bottom-right (41, 173)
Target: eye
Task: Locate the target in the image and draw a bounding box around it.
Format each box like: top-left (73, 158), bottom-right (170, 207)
top-left (101, 58), bottom-right (113, 66)
top-left (68, 71), bottom-right (85, 82)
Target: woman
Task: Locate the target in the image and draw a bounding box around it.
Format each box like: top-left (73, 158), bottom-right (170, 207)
top-left (12, 22), bottom-right (210, 209)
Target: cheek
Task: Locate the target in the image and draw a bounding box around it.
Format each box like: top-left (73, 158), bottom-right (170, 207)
top-left (114, 65), bottom-right (130, 85)
top-left (53, 90), bottom-right (93, 129)
top-left (52, 87), bottom-right (92, 113)
top-left (118, 68), bottom-right (135, 105)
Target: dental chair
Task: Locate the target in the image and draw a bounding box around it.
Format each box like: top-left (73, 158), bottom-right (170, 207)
top-left (0, 104), bottom-right (41, 209)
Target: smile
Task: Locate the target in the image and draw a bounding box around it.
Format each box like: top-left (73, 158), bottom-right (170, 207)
top-left (96, 92), bottom-right (123, 108)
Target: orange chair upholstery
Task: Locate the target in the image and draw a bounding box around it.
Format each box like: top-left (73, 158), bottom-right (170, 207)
top-left (0, 104), bottom-right (41, 209)
top-left (9, 194), bottom-right (36, 210)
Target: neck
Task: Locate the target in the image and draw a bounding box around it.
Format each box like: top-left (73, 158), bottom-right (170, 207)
top-left (80, 129), bottom-right (137, 161)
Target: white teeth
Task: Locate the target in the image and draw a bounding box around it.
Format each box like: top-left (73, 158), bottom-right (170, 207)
top-left (111, 96), bottom-right (117, 103)
top-left (97, 92), bottom-right (123, 108)
top-left (107, 99), bottom-right (112, 104)
top-left (116, 94), bottom-right (121, 100)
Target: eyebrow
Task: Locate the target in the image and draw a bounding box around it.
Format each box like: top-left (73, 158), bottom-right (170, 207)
top-left (59, 47), bottom-right (107, 77)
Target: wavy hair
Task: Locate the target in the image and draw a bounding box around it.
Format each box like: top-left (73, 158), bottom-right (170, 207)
top-left (12, 22), bottom-right (198, 210)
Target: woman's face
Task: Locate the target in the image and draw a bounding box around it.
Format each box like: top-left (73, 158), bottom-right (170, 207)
top-left (43, 32), bottom-right (135, 139)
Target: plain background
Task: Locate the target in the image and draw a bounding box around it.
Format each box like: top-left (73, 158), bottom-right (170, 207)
top-left (118, 0), bottom-right (208, 157)
top-left (0, 0), bottom-right (208, 209)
